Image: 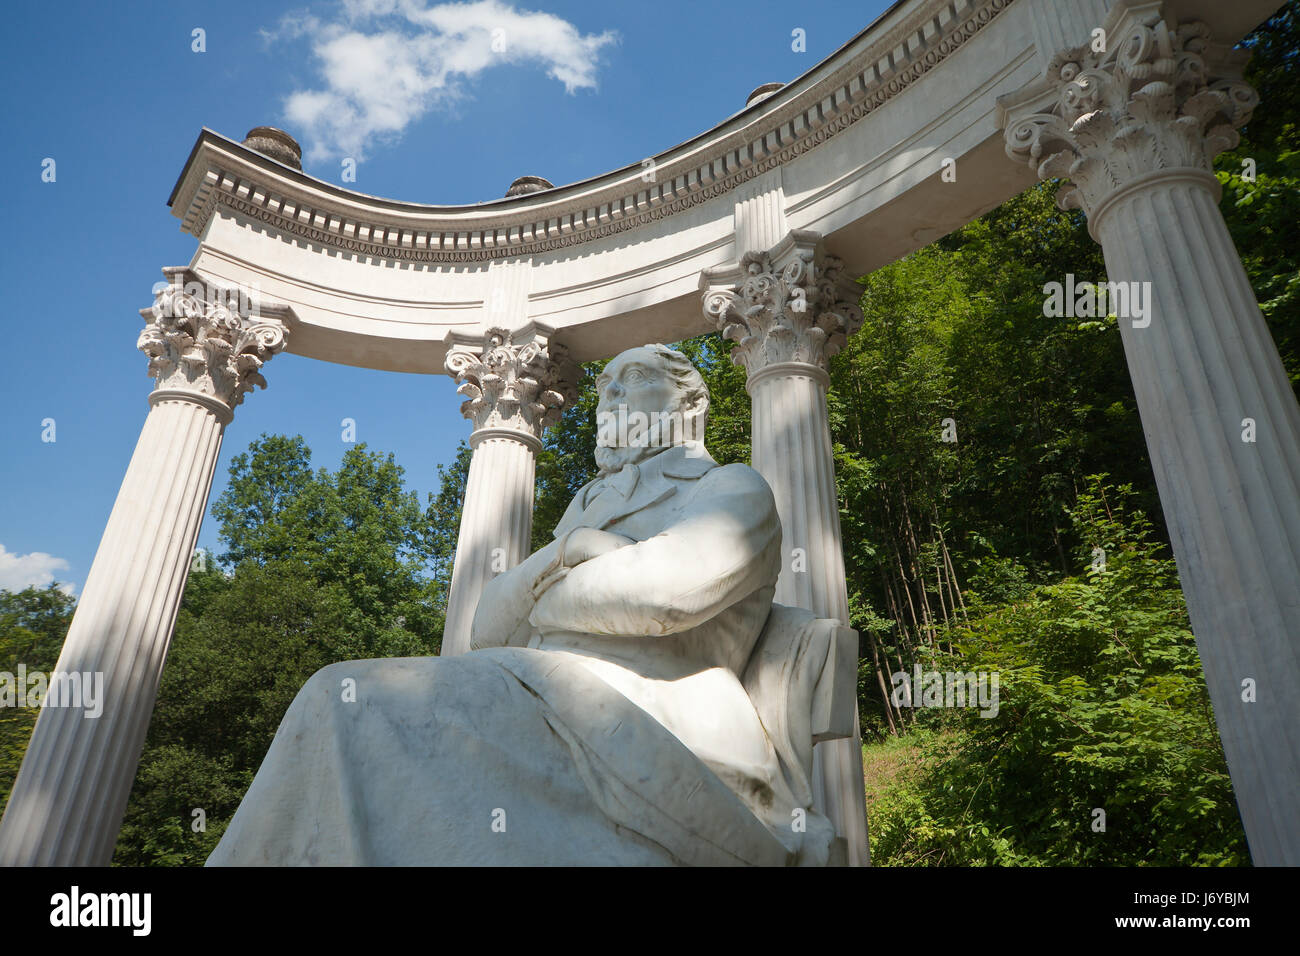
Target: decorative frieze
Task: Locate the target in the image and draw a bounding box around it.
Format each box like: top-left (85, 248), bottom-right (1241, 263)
top-left (179, 0), bottom-right (1016, 263)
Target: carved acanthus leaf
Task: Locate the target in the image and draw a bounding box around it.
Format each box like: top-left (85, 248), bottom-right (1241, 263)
top-left (138, 275), bottom-right (287, 409)
top-left (703, 244), bottom-right (863, 374)
top-left (444, 329), bottom-right (578, 437)
top-left (1004, 14), bottom-right (1257, 214)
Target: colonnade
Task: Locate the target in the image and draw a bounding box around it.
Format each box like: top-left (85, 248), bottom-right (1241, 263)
top-left (2, 2), bottom-right (1296, 867)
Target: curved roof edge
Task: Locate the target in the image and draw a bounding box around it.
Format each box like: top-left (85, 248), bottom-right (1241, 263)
top-left (167, 0), bottom-right (1019, 263)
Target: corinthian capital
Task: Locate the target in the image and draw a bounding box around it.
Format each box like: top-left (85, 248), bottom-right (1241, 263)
top-left (701, 231), bottom-right (863, 376)
top-left (1001, 3), bottom-right (1257, 216)
top-left (138, 268), bottom-right (289, 413)
top-left (444, 328), bottom-right (578, 440)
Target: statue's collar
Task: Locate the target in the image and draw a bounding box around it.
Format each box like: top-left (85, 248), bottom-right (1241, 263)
top-left (657, 442), bottom-right (718, 479)
top-left (586, 444), bottom-right (717, 507)
top-left (602, 443), bottom-right (716, 484)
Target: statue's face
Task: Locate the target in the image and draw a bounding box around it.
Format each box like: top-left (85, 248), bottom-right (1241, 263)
top-left (595, 348), bottom-right (680, 434)
top-left (593, 347), bottom-right (690, 473)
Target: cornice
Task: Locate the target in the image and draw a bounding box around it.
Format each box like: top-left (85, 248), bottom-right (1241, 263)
top-left (171, 0), bottom-right (1016, 264)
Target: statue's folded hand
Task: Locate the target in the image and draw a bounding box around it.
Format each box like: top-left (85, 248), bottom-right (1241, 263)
top-left (528, 528), bottom-right (635, 604)
top-left (561, 527), bottom-right (636, 564)
top-left (528, 464), bottom-right (781, 638)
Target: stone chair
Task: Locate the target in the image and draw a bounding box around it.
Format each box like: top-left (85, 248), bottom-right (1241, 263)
top-left (741, 603), bottom-right (859, 864)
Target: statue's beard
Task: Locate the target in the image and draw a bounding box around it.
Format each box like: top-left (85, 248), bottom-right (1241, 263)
top-left (593, 401), bottom-right (706, 475)
top-left (594, 442), bottom-right (664, 475)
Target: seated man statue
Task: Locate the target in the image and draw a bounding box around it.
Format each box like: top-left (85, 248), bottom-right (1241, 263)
top-left (208, 344), bottom-right (843, 866)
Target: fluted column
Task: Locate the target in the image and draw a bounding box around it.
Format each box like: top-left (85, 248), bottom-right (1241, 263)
top-left (1002, 1), bottom-right (1300, 864)
top-left (703, 230), bottom-right (869, 865)
top-left (441, 329), bottom-right (575, 658)
top-left (0, 268), bottom-right (289, 865)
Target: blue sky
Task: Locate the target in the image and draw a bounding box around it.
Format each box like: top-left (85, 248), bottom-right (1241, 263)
top-left (0, 0), bottom-right (890, 594)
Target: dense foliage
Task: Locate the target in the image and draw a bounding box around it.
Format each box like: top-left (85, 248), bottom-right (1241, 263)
top-left (869, 481), bottom-right (1246, 865)
top-left (0, 586), bottom-right (76, 813)
top-left (114, 438), bottom-right (443, 865)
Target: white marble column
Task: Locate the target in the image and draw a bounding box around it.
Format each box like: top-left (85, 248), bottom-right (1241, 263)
top-left (440, 329), bottom-right (574, 658)
top-left (1002, 1), bottom-right (1300, 865)
top-left (0, 268), bottom-right (288, 865)
top-left (703, 230), bottom-right (870, 865)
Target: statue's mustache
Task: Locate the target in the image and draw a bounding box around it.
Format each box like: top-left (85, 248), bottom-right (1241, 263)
top-left (594, 403), bottom-right (702, 451)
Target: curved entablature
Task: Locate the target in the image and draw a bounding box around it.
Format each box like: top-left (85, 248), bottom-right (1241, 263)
top-left (167, 0), bottom-right (1269, 372)
top-left (172, 0), bottom-right (1019, 258)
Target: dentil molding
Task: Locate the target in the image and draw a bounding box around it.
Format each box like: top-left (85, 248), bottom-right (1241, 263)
top-left (171, 0), bottom-right (1017, 264)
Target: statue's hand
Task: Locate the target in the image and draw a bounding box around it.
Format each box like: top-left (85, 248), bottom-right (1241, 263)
top-left (528, 528), bottom-right (635, 605)
top-left (562, 528), bottom-right (636, 565)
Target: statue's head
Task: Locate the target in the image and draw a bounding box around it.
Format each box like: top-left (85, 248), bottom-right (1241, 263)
top-left (594, 344), bottom-right (709, 473)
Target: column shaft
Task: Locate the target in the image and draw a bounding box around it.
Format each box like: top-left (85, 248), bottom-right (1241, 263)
top-left (0, 266), bottom-right (286, 865)
top-left (1096, 174), bottom-right (1300, 864)
top-left (750, 368), bottom-right (849, 619)
top-left (998, 2), bottom-right (1293, 862)
top-left (440, 328), bottom-right (573, 657)
top-left (0, 397), bottom-right (225, 865)
top-left (441, 431), bottom-right (539, 657)
top-left (749, 363), bottom-right (870, 866)
top-left (704, 233), bottom-right (870, 865)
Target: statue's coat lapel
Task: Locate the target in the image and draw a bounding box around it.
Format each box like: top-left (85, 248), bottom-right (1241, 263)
top-left (555, 446), bottom-right (718, 535)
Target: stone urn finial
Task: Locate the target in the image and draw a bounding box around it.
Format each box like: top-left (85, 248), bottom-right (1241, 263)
top-left (505, 176), bottom-right (554, 198)
top-left (746, 83), bottom-right (784, 108)
top-left (242, 127), bottom-right (303, 171)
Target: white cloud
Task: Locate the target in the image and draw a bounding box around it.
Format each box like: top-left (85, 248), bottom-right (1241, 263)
top-left (268, 0), bottom-right (618, 162)
top-left (0, 544), bottom-right (76, 595)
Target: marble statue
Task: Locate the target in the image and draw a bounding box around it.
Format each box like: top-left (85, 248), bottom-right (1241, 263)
top-left (207, 344), bottom-right (849, 866)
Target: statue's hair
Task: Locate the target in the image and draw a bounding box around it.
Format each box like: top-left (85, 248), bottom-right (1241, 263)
top-left (644, 343), bottom-right (709, 433)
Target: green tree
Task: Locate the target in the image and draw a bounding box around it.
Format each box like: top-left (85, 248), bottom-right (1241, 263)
top-left (1220, 0), bottom-right (1300, 392)
top-left (0, 585), bottom-right (76, 818)
top-left (114, 436), bottom-right (442, 865)
top-left (426, 440), bottom-right (472, 607)
top-left (870, 480), bottom-right (1247, 866)
top-left (532, 360), bottom-right (604, 549)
